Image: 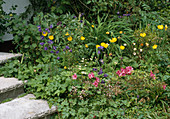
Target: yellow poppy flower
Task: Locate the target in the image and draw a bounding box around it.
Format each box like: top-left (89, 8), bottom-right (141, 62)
top-left (165, 25), bottom-right (168, 31)
top-left (120, 45), bottom-right (125, 50)
top-left (103, 43), bottom-right (109, 48)
top-left (49, 35), bottom-right (54, 40)
top-left (119, 31), bottom-right (123, 34)
top-left (92, 25), bottom-right (94, 28)
top-left (67, 36), bottom-right (72, 41)
top-left (109, 38), bottom-right (117, 43)
top-left (81, 36), bottom-right (85, 40)
top-left (157, 25), bottom-right (164, 30)
top-left (152, 45), bottom-right (157, 49)
top-left (140, 33), bottom-right (146, 37)
top-left (64, 66), bottom-right (67, 69)
top-left (85, 44), bottom-right (88, 48)
top-left (101, 42), bottom-right (106, 47)
top-left (42, 32), bottom-right (48, 36)
top-left (9, 14), bottom-right (13, 17)
top-left (106, 32), bottom-right (109, 34)
top-left (96, 45), bottom-right (100, 48)
top-left (65, 32), bottom-right (69, 36)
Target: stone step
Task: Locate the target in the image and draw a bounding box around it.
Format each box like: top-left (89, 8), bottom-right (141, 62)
top-left (0, 94), bottom-right (57, 119)
top-left (0, 77), bottom-right (25, 102)
top-left (0, 52), bottom-right (22, 64)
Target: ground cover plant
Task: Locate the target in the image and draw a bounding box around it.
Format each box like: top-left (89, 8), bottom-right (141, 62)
top-left (0, 0), bottom-right (169, 118)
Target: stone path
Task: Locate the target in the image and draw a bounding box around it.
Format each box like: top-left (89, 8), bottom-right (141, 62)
top-left (0, 52), bottom-right (22, 64)
top-left (0, 53), bottom-right (57, 118)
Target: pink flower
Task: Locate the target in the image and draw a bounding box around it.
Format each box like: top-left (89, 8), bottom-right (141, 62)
top-left (72, 73), bottom-right (77, 79)
top-left (88, 72), bottom-right (95, 79)
top-left (91, 72), bottom-right (95, 78)
top-left (163, 85), bottom-right (166, 90)
top-left (96, 77), bottom-right (100, 83)
top-left (116, 70), bottom-right (122, 77)
top-left (93, 81), bottom-right (98, 87)
top-left (150, 71), bottom-right (155, 79)
top-left (126, 66), bottom-right (133, 75)
top-left (121, 68), bottom-right (126, 76)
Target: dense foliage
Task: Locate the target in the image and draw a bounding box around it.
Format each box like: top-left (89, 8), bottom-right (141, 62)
top-left (0, 0), bottom-right (169, 118)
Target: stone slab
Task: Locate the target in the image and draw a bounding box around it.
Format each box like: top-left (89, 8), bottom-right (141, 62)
top-left (0, 77), bottom-right (25, 102)
top-left (0, 94), bottom-right (57, 119)
top-left (0, 52), bottom-right (22, 64)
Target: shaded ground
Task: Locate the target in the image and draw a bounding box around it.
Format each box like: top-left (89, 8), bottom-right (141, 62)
top-left (0, 40), bottom-right (17, 53)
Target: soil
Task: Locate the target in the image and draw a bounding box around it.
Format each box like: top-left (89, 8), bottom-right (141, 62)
top-left (0, 40), bottom-right (17, 53)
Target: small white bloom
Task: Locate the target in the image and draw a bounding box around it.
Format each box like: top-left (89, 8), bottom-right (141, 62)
top-left (140, 49), bottom-right (143, 52)
top-left (133, 52), bottom-right (136, 55)
top-left (133, 43), bottom-right (136, 45)
top-left (134, 48), bottom-right (137, 51)
top-left (114, 62), bottom-right (118, 64)
top-left (123, 43), bottom-right (127, 46)
top-left (81, 71), bottom-right (87, 74)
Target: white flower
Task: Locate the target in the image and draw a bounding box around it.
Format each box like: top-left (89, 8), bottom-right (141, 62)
top-left (123, 43), bottom-right (127, 46)
top-left (140, 49), bottom-right (143, 52)
top-left (81, 71), bottom-right (87, 74)
top-left (133, 43), bottom-right (136, 45)
top-left (134, 48), bottom-right (137, 51)
top-left (133, 52), bottom-right (136, 55)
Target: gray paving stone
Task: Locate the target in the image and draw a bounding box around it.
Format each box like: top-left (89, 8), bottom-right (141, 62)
top-left (0, 94), bottom-right (57, 119)
top-left (0, 52), bottom-right (22, 64)
top-left (0, 77), bottom-right (25, 102)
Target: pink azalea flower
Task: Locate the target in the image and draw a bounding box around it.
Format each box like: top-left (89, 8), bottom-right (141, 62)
top-left (91, 72), bottom-right (95, 78)
top-left (72, 73), bottom-right (77, 79)
top-left (150, 71), bottom-right (155, 79)
top-left (163, 85), bottom-right (166, 90)
top-left (121, 68), bottom-right (126, 76)
top-left (116, 70), bottom-right (122, 77)
top-left (96, 77), bottom-right (100, 83)
top-left (93, 81), bottom-right (98, 87)
top-left (88, 73), bottom-right (93, 79)
top-left (126, 66), bottom-right (133, 75)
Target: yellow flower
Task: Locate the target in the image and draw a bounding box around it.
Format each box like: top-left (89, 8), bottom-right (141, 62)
top-left (120, 45), bottom-right (125, 50)
top-left (152, 45), bottom-right (157, 49)
top-left (104, 43), bottom-right (109, 48)
top-left (67, 36), bottom-right (72, 41)
top-left (42, 32), bottom-right (48, 36)
top-left (96, 45), bottom-right (100, 48)
top-left (157, 25), bottom-right (164, 30)
top-left (118, 36), bottom-right (121, 39)
top-left (64, 66), bottom-right (67, 69)
top-left (85, 44), bottom-right (88, 48)
top-left (92, 25), bottom-right (94, 28)
top-left (106, 32), bottom-right (109, 34)
top-left (140, 33), bottom-right (146, 37)
top-left (119, 31), bottom-right (123, 34)
top-left (101, 42), bottom-right (105, 47)
top-left (65, 32), bottom-right (69, 36)
top-left (109, 38), bottom-right (117, 43)
top-left (145, 42), bottom-right (149, 47)
top-left (9, 14), bottom-right (13, 17)
top-left (81, 36), bottom-right (85, 40)
top-left (49, 35), bottom-right (54, 40)
top-left (109, 53), bottom-right (112, 56)
top-left (165, 25), bottom-right (168, 31)
top-left (101, 42), bottom-right (109, 48)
